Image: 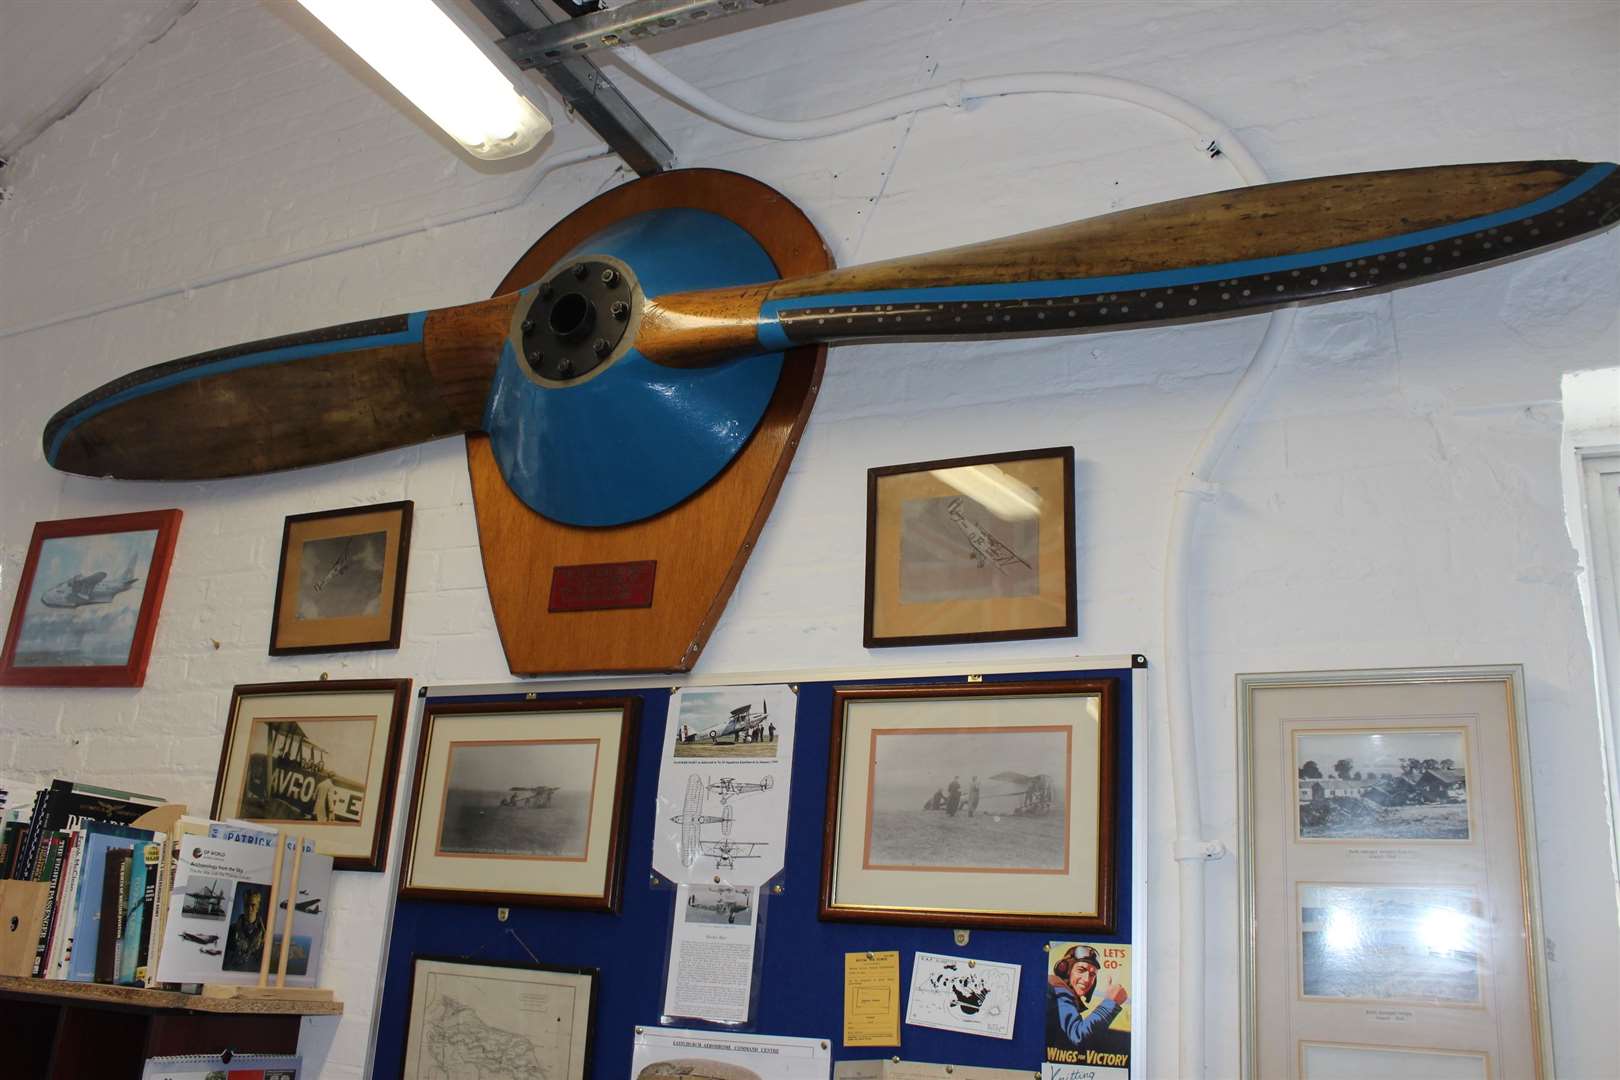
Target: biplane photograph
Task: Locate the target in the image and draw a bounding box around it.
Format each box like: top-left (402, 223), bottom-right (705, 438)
top-left (685, 884), bottom-right (754, 927)
top-left (214, 680), bottom-right (411, 872)
top-left (238, 717), bottom-right (372, 825)
top-left (900, 493), bottom-right (1040, 603)
top-left (865, 726), bottom-right (1071, 872)
top-left (437, 738), bottom-right (597, 860)
top-left (865, 448), bottom-right (1076, 648)
top-left (671, 692), bottom-right (779, 760)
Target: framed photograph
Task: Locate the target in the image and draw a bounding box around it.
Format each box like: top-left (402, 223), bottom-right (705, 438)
top-left (400, 698), bottom-right (639, 910)
top-left (268, 500), bottom-right (412, 655)
top-left (820, 678), bottom-right (1116, 931)
top-left (0, 509), bottom-right (181, 687)
top-left (401, 955), bottom-right (596, 1079)
top-left (864, 446), bottom-right (1075, 648)
top-left (1239, 666), bottom-right (1552, 1079)
top-left (210, 679), bottom-right (412, 871)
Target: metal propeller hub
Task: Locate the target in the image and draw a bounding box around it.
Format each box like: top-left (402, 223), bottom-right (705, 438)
top-left (520, 258), bottom-right (634, 381)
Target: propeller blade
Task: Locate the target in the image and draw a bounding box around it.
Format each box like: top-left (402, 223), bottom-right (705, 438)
top-left (638, 160), bottom-right (1620, 367)
top-left (44, 294), bottom-right (522, 480)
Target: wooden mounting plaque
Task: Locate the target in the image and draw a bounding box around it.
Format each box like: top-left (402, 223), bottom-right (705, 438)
top-left (469, 170), bottom-right (831, 675)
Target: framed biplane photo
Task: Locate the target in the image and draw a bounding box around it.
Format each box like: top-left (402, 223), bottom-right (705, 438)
top-left (1238, 666), bottom-right (1553, 1080)
top-left (864, 446), bottom-right (1075, 648)
top-left (820, 679), bottom-right (1116, 931)
top-left (211, 679), bottom-right (413, 871)
top-left (399, 698), bottom-right (639, 911)
top-left (0, 509), bottom-right (181, 687)
top-left (269, 500), bottom-right (413, 655)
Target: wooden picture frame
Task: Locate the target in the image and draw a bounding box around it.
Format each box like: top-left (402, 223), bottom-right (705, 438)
top-left (1238, 666), bottom-right (1552, 1080)
top-left (400, 698), bottom-right (639, 911)
top-left (401, 955), bottom-right (597, 1079)
top-left (210, 678), bottom-right (413, 872)
top-left (0, 509), bottom-right (181, 687)
top-left (268, 500), bottom-right (412, 655)
top-left (864, 446), bottom-right (1076, 648)
top-left (820, 678), bottom-right (1116, 931)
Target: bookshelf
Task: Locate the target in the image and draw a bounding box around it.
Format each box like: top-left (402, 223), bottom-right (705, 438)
top-left (0, 976), bottom-right (341, 1079)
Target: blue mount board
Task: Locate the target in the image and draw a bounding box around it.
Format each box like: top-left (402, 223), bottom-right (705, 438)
top-left (372, 668), bottom-right (1134, 1074)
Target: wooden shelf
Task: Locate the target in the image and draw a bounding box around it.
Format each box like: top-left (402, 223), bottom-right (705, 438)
top-left (0, 975), bottom-right (342, 1015)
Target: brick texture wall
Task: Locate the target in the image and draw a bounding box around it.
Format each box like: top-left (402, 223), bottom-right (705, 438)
top-left (2, 2), bottom-right (1616, 1075)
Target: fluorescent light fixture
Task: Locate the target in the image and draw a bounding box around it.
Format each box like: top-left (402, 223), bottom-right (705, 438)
top-left (297, 0), bottom-right (552, 160)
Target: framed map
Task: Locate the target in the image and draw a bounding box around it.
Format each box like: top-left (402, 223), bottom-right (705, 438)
top-left (401, 956), bottom-right (596, 1080)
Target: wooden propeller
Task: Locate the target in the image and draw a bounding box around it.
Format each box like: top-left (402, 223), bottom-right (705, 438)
top-left (44, 160), bottom-right (1620, 526)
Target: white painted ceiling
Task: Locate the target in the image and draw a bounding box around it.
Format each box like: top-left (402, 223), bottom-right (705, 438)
top-left (0, 0), bottom-right (197, 164)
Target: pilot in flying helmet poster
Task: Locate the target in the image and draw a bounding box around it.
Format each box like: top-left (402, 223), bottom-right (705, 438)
top-left (1044, 941), bottom-right (1132, 1079)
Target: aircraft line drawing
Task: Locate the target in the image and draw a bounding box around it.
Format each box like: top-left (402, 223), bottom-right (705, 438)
top-left (945, 498), bottom-right (1032, 573)
top-left (40, 552), bottom-right (141, 608)
top-left (706, 775), bottom-right (773, 804)
top-left (672, 775), bottom-right (735, 867)
top-left (698, 836), bottom-right (766, 870)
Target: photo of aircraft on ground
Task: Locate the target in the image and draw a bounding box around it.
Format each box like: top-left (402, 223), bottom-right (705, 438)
top-left (655, 684), bottom-right (796, 888)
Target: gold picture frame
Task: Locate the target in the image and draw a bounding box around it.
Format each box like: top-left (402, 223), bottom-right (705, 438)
top-left (1238, 666), bottom-right (1550, 1079)
top-left (399, 698), bottom-right (638, 911)
top-left (864, 446), bottom-right (1076, 648)
top-left (210, 678), bottom-right (413, 871)
top-left (820, 678), bottom-right (1117, 931)
top-left (268, 500), bottom-right (412, 655)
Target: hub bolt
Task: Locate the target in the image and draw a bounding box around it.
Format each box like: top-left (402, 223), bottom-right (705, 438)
top-left (592, 337), bottom-right (611, 357)
top-left (572, 263), bottom-right (588, 279)
top-left (611, 301), bottom-right (629, 320)
top-left (601, 268), bottom-right (619, 287)
top-left (521, 319), bottom-right (535, 333)
top-left (557, 357), bottom-right (574, 376)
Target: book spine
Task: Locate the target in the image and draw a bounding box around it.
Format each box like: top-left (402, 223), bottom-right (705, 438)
top-left (144, 833), bottom-right (178, 986)
top-left (132, 842), bottom-right (160, 985)
top-left (97, 849), bottom-right (131, 983)
top-left (30, 835), bottom-right (65, 977)
top-left (51, 830), bottom-right (86, 979)
top-left (18, 787), bottom-right (53, 880)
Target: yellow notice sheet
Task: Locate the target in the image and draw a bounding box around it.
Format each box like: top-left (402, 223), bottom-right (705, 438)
top-left (844, 950), bottom-right (901, 1046)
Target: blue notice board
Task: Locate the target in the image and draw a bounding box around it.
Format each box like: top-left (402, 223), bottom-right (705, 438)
top-left (372, 665), bottom-right (1135, 1074)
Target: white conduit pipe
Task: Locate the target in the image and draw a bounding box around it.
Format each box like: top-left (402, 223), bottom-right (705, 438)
top-left (0, 144), bottom-right (614, 342)
top-left (614, 44), bottom-right (1297, 1077)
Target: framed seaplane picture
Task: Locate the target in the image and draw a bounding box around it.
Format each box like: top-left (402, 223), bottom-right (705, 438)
top-left (865, 446), bottom-right (1076, 648)
top-left (0, 509), bottom-right (182, 687)
top-left (399, 697), bottom-right (639, 911)
top-left (211, 679), bottom-right (413, 871)
top-left (820, 678), bottom-right (1117, 931)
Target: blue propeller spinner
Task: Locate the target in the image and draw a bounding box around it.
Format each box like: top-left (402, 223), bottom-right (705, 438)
top-left (485, 208), bottom-right (783, 527)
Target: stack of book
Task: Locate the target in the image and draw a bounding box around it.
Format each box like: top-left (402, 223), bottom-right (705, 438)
top-left (5, 779), bottom-right (332, 991)
top-left (5, 779), bottom-right (169, 985)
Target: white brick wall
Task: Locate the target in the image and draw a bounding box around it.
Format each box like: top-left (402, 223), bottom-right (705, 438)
top-left (2, 1), bottom-right (1616, 1076)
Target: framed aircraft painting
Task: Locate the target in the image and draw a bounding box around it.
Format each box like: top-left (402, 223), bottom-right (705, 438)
top-left (864, 446), bottom-right (1076, 648)
top-left (820, 678), bottom-right (1117, 931)
top-left (268, 500), bottom-right (413, 655)
top-left (0, 509), bottom-right (182, 687)
top-left (399, 697), bottom-right (639, 911)
top-left (211, 678), bottom-right (413, 871)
